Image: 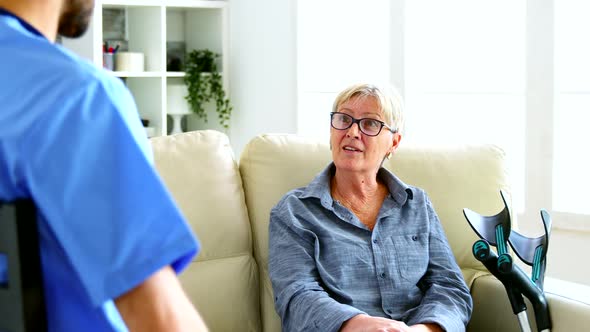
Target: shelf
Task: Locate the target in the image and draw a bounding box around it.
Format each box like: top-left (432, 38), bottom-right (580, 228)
top-left (63, 1), bottom-right (229, 137)
top-left (102, 0), bottom-right (227, 8)
top-left (102, 0), bottom-right (163, 6)
top-left (107, 72), bottom-right (219, 78)
top-left (111, 71), bottom-right (164, 77)
top-left (165, 1), bottom-right (227, 9)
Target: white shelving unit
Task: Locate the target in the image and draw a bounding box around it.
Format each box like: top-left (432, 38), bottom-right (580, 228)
top-left (62, 0), bottom-right (229, 137)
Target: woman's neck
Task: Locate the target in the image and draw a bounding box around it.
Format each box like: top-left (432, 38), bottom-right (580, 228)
top-left (330, 169), bottom-right (388, 231)
top-left (331, 170), bottom-right (383, 205)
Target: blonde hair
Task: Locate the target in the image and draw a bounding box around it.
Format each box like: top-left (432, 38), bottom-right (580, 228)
top-left (332, 83), bottom-right (405, 135)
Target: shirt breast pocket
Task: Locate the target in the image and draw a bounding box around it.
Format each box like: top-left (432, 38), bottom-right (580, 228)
top-left (390, 233), bottom-right (429, 283)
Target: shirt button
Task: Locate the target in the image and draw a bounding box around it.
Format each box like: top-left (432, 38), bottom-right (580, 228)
top-left (380, 272), bottom-right (386, 278)
top-left (372, 239), bottom-right (378, 244)
top-left (412, 235), bottom-right (418, 241)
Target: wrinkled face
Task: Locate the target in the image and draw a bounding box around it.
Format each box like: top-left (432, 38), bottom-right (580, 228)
top-left (330, 95), bottom-right (401, 175)
top-left (58, 0), bottom-right (95, 38)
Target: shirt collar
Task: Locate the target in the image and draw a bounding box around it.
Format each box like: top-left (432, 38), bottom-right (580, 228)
top-left (300, 162), bottom-right (414, 207)
top-left (0, 7), bottom-right (46, 39)
top-left (378, 167), bottom-right (414, 203)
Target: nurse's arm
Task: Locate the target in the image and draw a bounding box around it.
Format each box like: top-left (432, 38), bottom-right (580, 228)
top-left (114, 265), bottom-right (208, 332)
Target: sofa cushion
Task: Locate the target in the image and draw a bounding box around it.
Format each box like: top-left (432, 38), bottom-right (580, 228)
top-left (151, 130), bottom-right (260, 331)
top-left (240, 134), bottom-right (332, 332)
top-left (240, 133), bottom-right (510, 331)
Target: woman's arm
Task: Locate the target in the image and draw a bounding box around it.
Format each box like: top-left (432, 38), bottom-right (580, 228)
top-left (405, 197), bottom-right (473, 332)
top-left (115, 266), bottom-right (208, 332)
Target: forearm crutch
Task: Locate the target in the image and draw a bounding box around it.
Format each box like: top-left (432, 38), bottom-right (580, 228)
top-left (463, 191), bottom-right (551, 332)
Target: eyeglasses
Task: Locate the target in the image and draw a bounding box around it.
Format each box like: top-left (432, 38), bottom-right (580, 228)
top-left (330, 112), bottom-right (396, 137)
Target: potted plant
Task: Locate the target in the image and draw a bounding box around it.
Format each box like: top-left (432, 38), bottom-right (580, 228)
top-left (183, 49), bottom-right (232, 129)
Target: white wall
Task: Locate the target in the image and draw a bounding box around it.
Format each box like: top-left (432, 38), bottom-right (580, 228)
top-left (546, 230), bottom-right (590, 285)
top-left (228, 0), bottom-right (298, 155)
top-left (519, 221), bottom-right (590, 286)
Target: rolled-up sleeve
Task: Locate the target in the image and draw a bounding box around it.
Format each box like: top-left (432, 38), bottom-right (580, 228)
top-left (404, 197), bottom-right (473, 332)
top-left (269, 204), bottom-right (364, 332)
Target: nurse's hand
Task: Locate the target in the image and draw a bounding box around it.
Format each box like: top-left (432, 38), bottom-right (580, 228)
top-left (115, 266), bottom-right (208, 332)
top-left (340, 314), bottom-right (411, 332)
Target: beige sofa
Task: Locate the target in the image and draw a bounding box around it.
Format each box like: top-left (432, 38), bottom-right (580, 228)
top-left (150, 130), bottom-right (590, 332)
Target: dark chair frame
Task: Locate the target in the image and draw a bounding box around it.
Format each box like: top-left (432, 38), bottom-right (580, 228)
top-left (0, 200), bottom-right (47, 332)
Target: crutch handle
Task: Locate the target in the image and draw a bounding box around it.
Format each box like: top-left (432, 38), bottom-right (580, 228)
top-left (472, 240), bottom-right (526, 315)
top-left (498, 253), bottom-right (513, 274)
top-left (472, 241), bottom-right (551, 331)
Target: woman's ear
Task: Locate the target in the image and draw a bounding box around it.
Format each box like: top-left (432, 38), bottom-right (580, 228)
top-left (390, 132), bottom-right (402, 155)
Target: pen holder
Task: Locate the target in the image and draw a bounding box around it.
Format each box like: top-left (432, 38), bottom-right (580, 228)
top-left (115, 52), bottom-right (145, 72)
top-left (103, 53), bottom-right (114, 71)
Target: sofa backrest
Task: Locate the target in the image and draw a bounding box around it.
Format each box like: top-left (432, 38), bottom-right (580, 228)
top-left (151, 131), bottom-right (260, 332)
top-left (239, 133), bottom-right (510, 332)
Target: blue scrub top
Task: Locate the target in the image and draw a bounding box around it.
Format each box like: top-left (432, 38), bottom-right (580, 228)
top-left (0, 10), bottom-right (199, 331)
top-left (0, 253), bottom-right (6, 286)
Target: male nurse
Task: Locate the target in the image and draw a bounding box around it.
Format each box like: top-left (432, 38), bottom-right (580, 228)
top-left (0, 0), bottom-right (208, 330)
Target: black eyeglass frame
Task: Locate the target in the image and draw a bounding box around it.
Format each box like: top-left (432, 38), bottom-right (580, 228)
top-left (330, 112), bottom-right (397, 137)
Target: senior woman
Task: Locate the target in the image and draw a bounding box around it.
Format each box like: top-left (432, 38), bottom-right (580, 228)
top-left (269, 83), bottom-right (472, 332)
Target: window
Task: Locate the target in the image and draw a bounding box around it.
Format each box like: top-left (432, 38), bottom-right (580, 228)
top-left (554, 0), bottom-right (590, 215)
top-left (297, 0), bottom-right (391, 139)
top-left (297, 0), bottom-right (590, 226)
top-left (404, 0), bottom-right (526, 211)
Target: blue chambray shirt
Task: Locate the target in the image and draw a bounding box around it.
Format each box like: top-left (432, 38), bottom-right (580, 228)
top-left (269, 163), bottom-right (473, 332)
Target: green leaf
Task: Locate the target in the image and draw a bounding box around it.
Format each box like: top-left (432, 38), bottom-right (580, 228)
top-left (183, 49), bottom-right (232, 128)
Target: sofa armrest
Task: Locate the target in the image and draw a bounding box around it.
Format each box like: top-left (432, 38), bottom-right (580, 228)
top-left (469, 274), bottom-right (590, 331)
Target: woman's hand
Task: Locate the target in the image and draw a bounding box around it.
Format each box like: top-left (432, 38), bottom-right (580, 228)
top-left (340, 315), bottom-right (444, 332)
top-left (409, 323), bottom-right (444, 332)
top-left (340, 314), bottom-right (411, 332)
